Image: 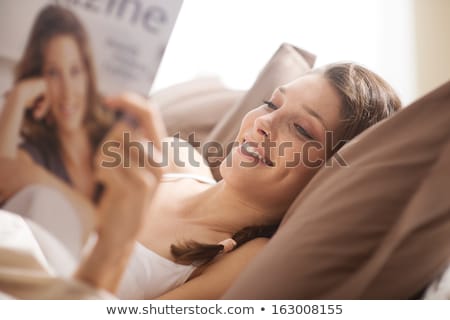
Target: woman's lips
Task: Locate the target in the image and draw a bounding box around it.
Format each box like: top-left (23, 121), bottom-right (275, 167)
top-left (238, 139), bottom-right (274, 167)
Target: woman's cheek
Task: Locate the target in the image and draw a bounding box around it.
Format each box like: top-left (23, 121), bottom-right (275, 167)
top-left (302, 142), bottom-right (327, 168)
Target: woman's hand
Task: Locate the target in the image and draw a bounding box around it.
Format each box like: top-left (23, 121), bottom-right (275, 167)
top-left (9, 78), bottom-right (49, 119)
top-left (0, 78), bottom-right (49, 157)
top-left (103, 92), bottom-right (168, 150)
top-left (94, 120), bottom-right (162, 245)
top-left (75, 122), bottom-right (162, 292)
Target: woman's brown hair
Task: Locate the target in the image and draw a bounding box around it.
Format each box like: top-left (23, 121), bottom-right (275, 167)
top-left (320, 62), bottom-right (402, 152)
top-left (16, 5), bottom-right (114, 153)
top-left (171, 62), bottom-right (402, 264)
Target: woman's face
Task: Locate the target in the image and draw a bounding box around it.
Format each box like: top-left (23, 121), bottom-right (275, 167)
top-left (220, 73), bottom-right (342, 213)
top-left (43, 35), bottom-right (88, 132)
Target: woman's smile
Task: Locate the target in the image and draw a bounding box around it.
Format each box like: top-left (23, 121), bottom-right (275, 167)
top-left (237, 139), bottom-right (274, 167)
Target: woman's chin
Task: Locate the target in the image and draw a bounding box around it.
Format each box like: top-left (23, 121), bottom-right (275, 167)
top-left (220, 153), bottom-right (260, 183)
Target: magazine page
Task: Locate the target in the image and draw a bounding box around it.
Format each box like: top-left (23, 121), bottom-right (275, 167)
top-left (0, 0), bottom-right (183, 96)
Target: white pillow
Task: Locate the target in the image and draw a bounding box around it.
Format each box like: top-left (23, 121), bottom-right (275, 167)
top-left (424, 264), bottom-right (450, 299)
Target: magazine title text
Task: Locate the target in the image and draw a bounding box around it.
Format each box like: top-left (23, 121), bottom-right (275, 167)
top-left (55, 0), bottom-right (168, 34)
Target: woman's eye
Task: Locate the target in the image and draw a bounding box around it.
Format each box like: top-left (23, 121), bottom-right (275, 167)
top-left (294, 123), bottom-right (314, 140)
top-left (263, 100), bottom-right (278, 110)
top-left (45, 69), bottom-right (58, 78)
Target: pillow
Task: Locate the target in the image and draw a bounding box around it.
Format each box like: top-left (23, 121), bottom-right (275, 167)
top-left (425, 262), bottom-right (450, 299)
top-left (151, 77), bottom-right (243, 144)
top-left (4, 185), bottom-right (83, 259)
top-left (205, 43), bottom-right (316, 180)
top-left (223, 80), bottom-right (450, 299)
top-left (151, 76), bottom-right (226, 109)
top-left (158, 88), bottom-right (244, 144)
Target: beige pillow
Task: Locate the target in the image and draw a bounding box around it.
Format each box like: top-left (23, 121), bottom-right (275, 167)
top-left (158, 88), bottom-right (244, 143)
top-left (223, 81), bottom-right (450, 299)
top-left (151, 77), bottom-right (226, 109)
top-left (205, 43), bottom-right (316, 180)
top-left (151, 77), bottom-right (243, 146)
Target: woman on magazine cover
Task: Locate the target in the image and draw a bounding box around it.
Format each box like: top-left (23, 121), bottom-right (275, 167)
top-left (0, 4), bottom-right (163, 235)
top-left (0, 6), bottom-right (401, 299)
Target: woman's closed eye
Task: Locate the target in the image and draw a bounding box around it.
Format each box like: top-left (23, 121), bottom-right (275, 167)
top-left (263, 100), bottom-right (279, 110)
top-left (294, 123), bottom-right (314, 140)
top-left (45, 68), bottom-right (59, 78)
top-left (264, 100), bottom-right (315, 140)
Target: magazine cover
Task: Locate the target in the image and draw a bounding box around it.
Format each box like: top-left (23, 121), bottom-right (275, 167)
top-left (0, 0), bottom-right (183, 96)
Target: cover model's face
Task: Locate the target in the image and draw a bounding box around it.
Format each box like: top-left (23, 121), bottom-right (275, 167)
top-left (43, 35), bottom-right (88, 133)
top-left (220, 73), bottom-right (342, 212)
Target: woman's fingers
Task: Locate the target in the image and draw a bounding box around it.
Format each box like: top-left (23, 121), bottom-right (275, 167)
top-left (95, 121), bottom-right (131, 168)
top-left (127, 133), bottom-right (164, 179)
top-left (33, 94), bottom-right (49, 119)
top-left (96, 121), bottom-right (164, 178)
top-left (96, 146), bottom-right (159, 198)
top-left (103, 92), bottom-right (165, 148)
top-left (16, 78), bottom-right (47, 110)
top-left (103, 92), bottom-right (148, 118)
top-left (95, 139), bottom-right (160, 242)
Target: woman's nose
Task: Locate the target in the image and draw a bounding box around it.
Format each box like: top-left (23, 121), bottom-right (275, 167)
top-left (254, 115), bottom-right (274, 140)
top-left (61, 75), bottom-right (73, 100)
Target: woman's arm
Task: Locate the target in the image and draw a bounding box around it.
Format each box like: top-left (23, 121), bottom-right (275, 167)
top-left (0, 79), bottom-right (48, 157)
top-left (156, 238), bottom-right (268, 299)
top-left (75, 124), bottom-right (161, 292)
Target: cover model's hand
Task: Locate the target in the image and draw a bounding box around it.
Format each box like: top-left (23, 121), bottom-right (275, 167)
top-left (11, 78), bottom-right (49, 119)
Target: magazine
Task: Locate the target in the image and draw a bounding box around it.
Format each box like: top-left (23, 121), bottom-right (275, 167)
top-left (0, 0), bottom-right (183, 96)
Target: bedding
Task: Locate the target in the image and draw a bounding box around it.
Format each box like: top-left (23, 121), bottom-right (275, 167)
top-left (3, 185), bottom-right (83, 259)
top-left (0, 210), bottom-right (111, 299)
top-left (425, 264), bottom-right (450, 299)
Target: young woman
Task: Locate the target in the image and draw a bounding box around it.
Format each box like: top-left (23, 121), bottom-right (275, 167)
top-left (71, 63), bottom-right (402, 299)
